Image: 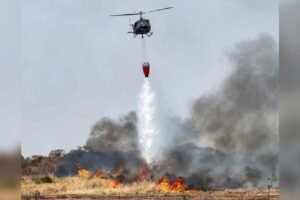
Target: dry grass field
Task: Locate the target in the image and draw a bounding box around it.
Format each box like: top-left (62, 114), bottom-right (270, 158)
top-left (21, 175), bottom-right (279, 200)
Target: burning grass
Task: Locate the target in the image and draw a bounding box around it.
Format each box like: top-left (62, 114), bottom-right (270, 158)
top-left (21, 163), bottom-right (279, 199)
top-left (21, 174), bottom-right (279, 200)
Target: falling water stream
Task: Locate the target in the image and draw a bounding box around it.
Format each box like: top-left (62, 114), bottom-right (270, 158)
top-left (137, 79), bottom-right (159, 164)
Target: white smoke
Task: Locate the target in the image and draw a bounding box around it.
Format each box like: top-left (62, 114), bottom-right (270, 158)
top-left (137, 79), bottom-right (160, 164)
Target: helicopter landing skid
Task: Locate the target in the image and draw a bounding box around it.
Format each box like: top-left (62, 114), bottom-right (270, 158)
top-left (146, 32), bottom-right (153, 37)
top-left (141, 32), bottom-right (153, 38)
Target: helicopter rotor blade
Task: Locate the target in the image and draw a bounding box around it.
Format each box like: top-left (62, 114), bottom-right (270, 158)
top-left (147, 7), bottom-right (173, 13)
top-left (110, 13), bottom-right (141, 17)
top-left (110, 7), bottom-right (172, 17)
top-left (110, 11), bottom-right (146, 17)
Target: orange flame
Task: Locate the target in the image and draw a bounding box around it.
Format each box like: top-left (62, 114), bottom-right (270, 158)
top-left (170, 177), bottom-right (187, 192)
top-left (76, 164), bottom-right (89, 178)
top-left (78, 168), bottom-right (89, 177)
top-left (157, 176), bottom-right (187, 192)
top-left (157, 177), bottom-right (172, 192)
top-left (110, 180), bottom-right (121, 189)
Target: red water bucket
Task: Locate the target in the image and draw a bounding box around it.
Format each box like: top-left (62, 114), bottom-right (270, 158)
top-left (142, 63), bottom-right (150, 77)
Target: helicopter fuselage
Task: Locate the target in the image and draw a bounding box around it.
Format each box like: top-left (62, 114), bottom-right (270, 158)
top-left (132, 18), bottom-right (151, 36)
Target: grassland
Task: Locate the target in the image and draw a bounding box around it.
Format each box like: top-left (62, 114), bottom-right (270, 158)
top-left (21, 175), bottom-right (279, 200)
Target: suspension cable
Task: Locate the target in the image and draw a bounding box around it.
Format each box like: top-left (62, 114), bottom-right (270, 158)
top-left (141, 37), bottom-right (148, 63)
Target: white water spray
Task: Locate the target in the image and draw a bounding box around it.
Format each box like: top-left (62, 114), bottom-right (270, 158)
top-left (137, 79), bottom-right (159, 164)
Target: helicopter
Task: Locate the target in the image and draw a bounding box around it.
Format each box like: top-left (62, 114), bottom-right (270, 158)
top-left (110, 7), bottom-right (173, 38)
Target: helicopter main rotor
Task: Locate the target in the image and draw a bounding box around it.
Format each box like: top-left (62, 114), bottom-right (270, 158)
top-left (110, 7), bottom-right (173, 18)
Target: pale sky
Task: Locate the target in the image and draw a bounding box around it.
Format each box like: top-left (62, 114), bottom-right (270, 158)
top-left (0, 0), bottom-right (278, 156)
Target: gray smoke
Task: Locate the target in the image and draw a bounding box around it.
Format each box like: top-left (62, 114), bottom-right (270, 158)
top-left (86, 111), bottom-right (138, 153)
top-left (190, 33), bottom-right (278, 154)
top-left (157, 34), bottom-right (279, 188)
